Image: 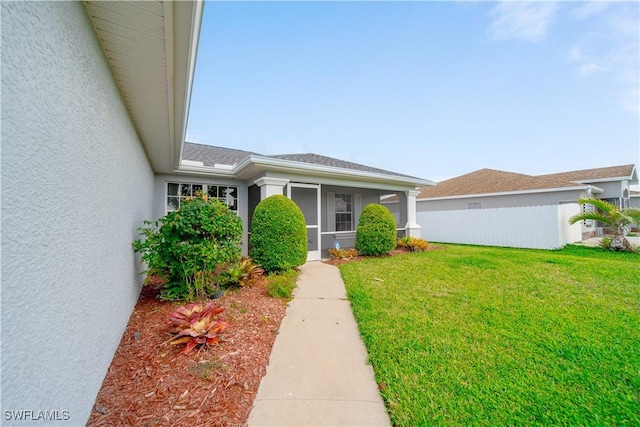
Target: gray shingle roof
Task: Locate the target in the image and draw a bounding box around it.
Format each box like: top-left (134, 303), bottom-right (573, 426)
top-left (183, 142), bottom-right (419, 179)
top-left (182, 142), bottom-right (258, 167)
top-left (268, 153), bottom-right (420, 179)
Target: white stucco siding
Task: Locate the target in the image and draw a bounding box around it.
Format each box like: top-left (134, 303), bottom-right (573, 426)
top-left (2, 2), bottom-right (154, 425)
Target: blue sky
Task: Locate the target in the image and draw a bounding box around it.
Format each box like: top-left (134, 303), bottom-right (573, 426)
top-left (186, 1), bottom-right (639, 183)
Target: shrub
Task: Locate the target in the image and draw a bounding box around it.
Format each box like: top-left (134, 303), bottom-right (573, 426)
top-left (397, 236), bottom-right (430, 252)
top-left (250, 195), bottom-right (307, 273)
top-left (266, 269), bottom-right (300, 299)
top-left (599, 237), bottom-right (613, 251)
top-left (133, 196), bottom-right (243, 300)
top-left (328, 247), bottom-right (359, 260)
top-left (355, 203), bottom-right (397, 256)
top-left (217, 257), bottom-right (264, 288)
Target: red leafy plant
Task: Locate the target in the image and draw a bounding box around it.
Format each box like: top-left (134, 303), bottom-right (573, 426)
top-left (164, 302), bottom-right (230, 355)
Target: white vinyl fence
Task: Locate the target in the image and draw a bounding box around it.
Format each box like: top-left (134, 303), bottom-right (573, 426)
top-left (417, 204), bottom-right (582, 250)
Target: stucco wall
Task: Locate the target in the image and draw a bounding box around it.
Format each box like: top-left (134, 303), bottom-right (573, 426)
top-left (1, 2), bottom-right (154, 424)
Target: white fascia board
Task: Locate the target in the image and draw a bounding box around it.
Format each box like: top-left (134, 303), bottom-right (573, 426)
top-left (235, 155), bottom-right (435, 188)
top-left (417, 185), bottom-right (604, 202)
top-left (173, 165), bottom-right (236, 178)
top-left (173, 0), bottom-right (205, 171)
top-left (572, 177), bottom-right (632, 184)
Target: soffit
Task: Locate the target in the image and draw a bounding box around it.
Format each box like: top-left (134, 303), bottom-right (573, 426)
top-left (84, 1), bottom-right (202, 173)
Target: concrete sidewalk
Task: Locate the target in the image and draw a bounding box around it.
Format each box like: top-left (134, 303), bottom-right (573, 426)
top-left (247, 262), bottom-right (391, 427)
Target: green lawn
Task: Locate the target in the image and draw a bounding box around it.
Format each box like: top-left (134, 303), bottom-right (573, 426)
top-left (340, 245), bottom-right (640, 426)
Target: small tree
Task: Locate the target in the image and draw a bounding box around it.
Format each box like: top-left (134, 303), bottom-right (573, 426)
top-left (133, 196), bottom-right (243, 300)
top-left (355, 203), bottom-right (397, 256)
top-left (569, 198), bottom-right (640, 252)
top-left (250, 195), bottom-right (307, 273)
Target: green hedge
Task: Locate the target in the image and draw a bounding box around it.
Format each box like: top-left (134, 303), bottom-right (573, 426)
top-left (355, 203), bottom-right (397, 256)
top-left (250, 195), bottom-right (307, 273)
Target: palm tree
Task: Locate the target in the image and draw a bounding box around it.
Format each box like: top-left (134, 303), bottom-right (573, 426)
top-left (569, 198), bottom-right (640, 252)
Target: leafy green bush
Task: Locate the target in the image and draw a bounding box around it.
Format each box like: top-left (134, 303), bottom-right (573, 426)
top-left (266, 269), bottom-right (300, 299)
top-left (250, 195), bottom-right (307, 273)
top-left (133, 197), bottom-right (243, 300)
top-left (355, 203), bottom-right (397, 256)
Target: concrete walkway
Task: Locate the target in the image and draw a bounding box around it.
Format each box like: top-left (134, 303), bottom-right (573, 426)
top-left (247, 262), bottom-right (391, 427)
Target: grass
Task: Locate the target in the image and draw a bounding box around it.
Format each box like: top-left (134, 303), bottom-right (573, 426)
top-left (265, 269), bottom-right (300, 299)
top-left (340, 244), bottom-right (640, 426)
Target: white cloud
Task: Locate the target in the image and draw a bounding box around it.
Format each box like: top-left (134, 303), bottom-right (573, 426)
top-left (565, 3), bottom-right (639, 112)
top-left (488, 1), bottom-right (558, 42)
top-left (571, 1), bottom-right (609, 20)
top-left (579, 62), bottom-right (601, 77)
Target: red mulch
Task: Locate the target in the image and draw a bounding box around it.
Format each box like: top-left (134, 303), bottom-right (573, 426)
top-left (87, 279), bottom-right (286, 427)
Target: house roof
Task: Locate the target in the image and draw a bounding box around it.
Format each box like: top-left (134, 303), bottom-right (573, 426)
top-left (414, 168), bottom-right (591, 199)
top-left (268, 153), bottom-right (420, 179)
top-left (84, 1), bottom-right (204, 173)
top-left (181, 142), bottom-right (433, 187)
top-left (537, 164), bottom-right (637, 183)
top-left (182, 143), bottom-right (259, 166)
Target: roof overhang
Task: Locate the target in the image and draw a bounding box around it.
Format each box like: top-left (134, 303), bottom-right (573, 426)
top-left (175, 154), bottom-right (435, 189)
top-left (84, 0), bottom-right (204, 173)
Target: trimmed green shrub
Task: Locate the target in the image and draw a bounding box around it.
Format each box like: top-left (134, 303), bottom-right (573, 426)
top-left (266, 269), bottom-right (300, 299)
top-left (355, 203), bottom-right (397, 256)
top-left (133, 196), bottom-right (243, 300)
top-left (250, 195), bottom-right (307, 273)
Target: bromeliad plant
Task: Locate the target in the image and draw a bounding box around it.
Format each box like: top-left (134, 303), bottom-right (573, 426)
top-left (164, 302), bottom-right (229, 355)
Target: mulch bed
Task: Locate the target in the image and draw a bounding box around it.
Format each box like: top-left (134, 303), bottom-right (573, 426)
top-left (87, 279), bottom-right (286, 427)
top-left (324, 245), bottom-right (444, 266)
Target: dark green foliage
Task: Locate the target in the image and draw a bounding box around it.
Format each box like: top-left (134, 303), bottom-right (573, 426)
top-left (250, 195), bottom-right (307, 273)
top-left (355, 203), bottom-right (397, 256)
top-left (133, 197), bottom-right (243, 300)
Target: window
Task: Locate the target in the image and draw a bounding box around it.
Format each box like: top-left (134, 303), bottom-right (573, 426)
top-left (466, 202), bottom-right (481, 210)
top-left (335, 194), bottom-right (352, 231)
top-left (167, 182), bottom-right (238, 212)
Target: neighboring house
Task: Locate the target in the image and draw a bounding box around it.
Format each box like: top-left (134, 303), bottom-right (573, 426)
top-left (383, 165), bottom-right (638, 247)
top-left (1, 2), bottom-right (432, 424)
top-left (537, 164), bottom-right (638, 210)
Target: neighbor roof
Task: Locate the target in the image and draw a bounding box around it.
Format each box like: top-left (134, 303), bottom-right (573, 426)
top-left (182, 142), bottom-right (423, 181)
top-left (537, 164), bottom-right (637, 183)
top-left (415, 168), bottom-right (588, 199)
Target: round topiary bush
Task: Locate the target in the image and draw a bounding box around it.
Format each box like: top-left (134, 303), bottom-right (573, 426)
top-left (250, 195), bottom-right (307, 273)
top-left (355, 203), bottom-right (397, 256)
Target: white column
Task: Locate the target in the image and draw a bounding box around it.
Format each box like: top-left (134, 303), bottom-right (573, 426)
top-left (405, 189), bottom-right (422, 238)
top-left (254, 177), bottom-right (289, 199)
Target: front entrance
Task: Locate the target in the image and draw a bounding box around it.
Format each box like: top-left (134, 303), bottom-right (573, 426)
top-left (288, 183), bottom-right (321, 261)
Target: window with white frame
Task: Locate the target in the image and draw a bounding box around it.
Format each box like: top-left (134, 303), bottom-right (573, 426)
top-left (167, 182), bottom-right (238, 212)
top-left (335, 193), bottom-right (353, 231)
